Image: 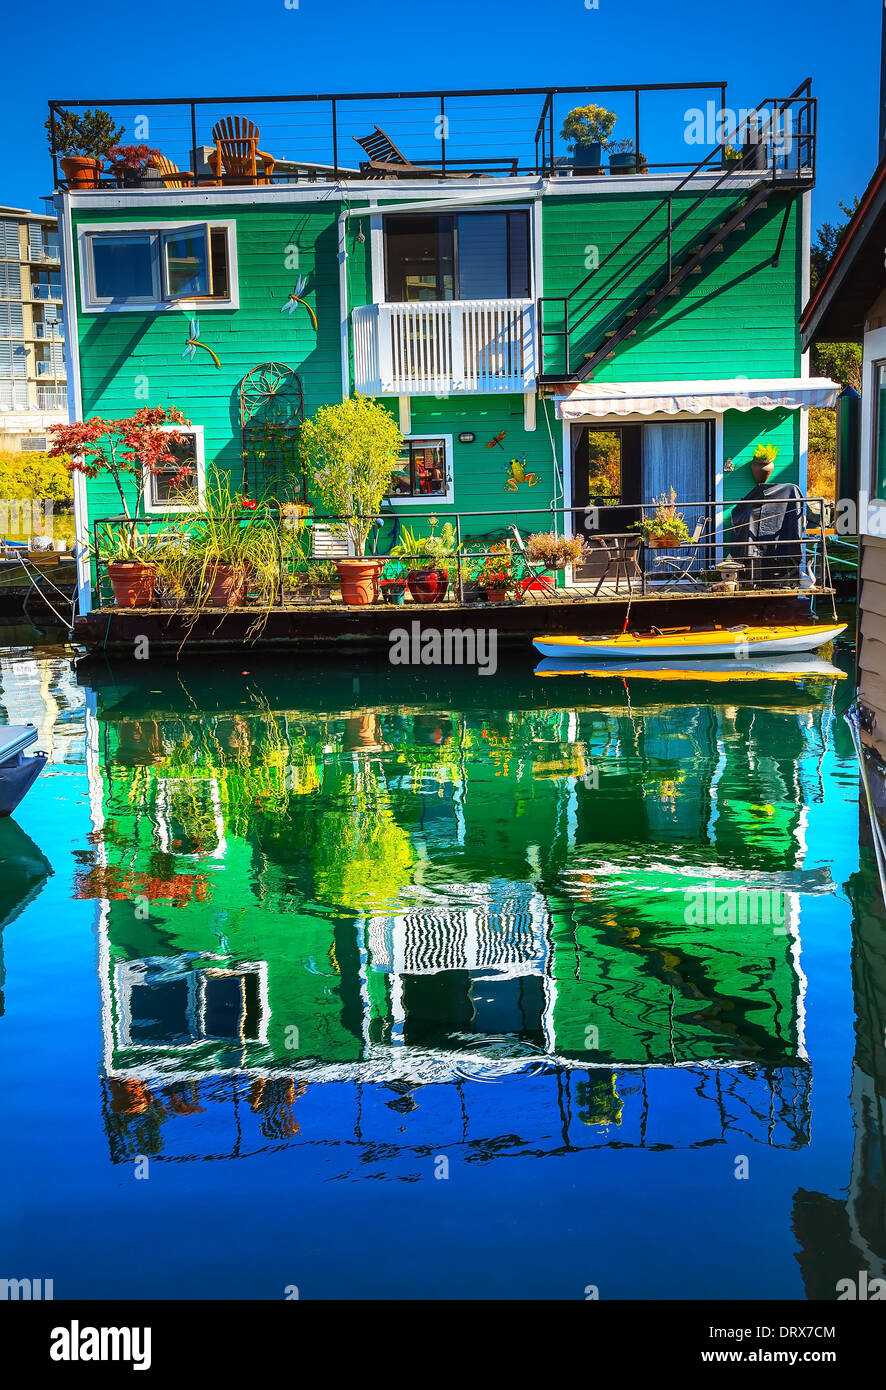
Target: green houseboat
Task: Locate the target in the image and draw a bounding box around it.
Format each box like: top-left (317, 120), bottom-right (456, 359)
top-left (48, 79), bottom-right (840, 648)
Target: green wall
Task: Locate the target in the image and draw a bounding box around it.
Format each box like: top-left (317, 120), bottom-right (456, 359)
top-left (70, 182), bottom-right (806, 530)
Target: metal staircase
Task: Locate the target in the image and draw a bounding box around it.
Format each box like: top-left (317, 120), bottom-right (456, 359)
top-left (537, 79), bottom-right (817, 383)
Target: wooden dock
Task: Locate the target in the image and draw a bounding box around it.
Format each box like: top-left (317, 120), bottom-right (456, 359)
top-left (73, 587), bottom-right (824, 655)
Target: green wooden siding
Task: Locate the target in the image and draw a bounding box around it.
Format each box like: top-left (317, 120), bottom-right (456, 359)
top-left (69, 183), bottom-right (806, 532)
top-left (540, 190), bottom-right (802, 380)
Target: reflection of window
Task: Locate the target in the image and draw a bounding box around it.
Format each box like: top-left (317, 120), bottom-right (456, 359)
top-left (389, 436), bottom-right (452, 502)
top-left (384, 212), bottom-right (530, 302)
top-left (80, 223), bottom-right (236, 311)
top-left (117, 958), bottom-right (267, 1048)
top-left (143, 425), bottom-right (205, 513)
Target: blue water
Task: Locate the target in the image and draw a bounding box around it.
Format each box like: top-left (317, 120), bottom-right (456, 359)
top-left (0, 645), bottom-right (883, 1300)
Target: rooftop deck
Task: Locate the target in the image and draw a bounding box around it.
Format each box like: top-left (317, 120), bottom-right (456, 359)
top-left (47, 79), bottom-right (816, 190)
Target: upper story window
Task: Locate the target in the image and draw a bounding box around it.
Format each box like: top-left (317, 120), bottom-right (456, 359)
top-left (384, 212), bottom-right (530, 302)
top-left (78, 221), bottom-right (237, 312)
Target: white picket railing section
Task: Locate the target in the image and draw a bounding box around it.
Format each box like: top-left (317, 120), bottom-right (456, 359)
top-left (352, 299), bottom-right (535, 395)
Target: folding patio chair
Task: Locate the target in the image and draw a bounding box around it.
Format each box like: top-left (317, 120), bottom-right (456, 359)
top-left (648, 518), bottom-right (710, 588)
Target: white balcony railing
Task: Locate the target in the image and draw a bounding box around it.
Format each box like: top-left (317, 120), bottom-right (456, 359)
top-left (352, 299), bottom-right (536, 395)
top-left (37, 386), bottom-right (67, 410)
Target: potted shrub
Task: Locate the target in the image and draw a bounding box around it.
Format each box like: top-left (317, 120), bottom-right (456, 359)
top-left (108, 144), bottom-right (162, 189)
top-left (392, 519), bottom-right (456, 604)
top-left (189, 473), bottom-right (278, 610)
top-left (632, 488), bottom-right (691, 549)
top-left (298, 396), bottom-right (402, 606)
top-left (525, 531), bottom-right (586, 571)
top-left (474, 543), bottom-right (519, 603)
top-left (560, 104), bottom-right (616, 175)
top-left (98, 525), bottom-right (158, 607)
top-left (751, 442), bottom-right (779, 485)
top-left (48, 407), bottom-right (193, 605)
top-left (46, 107), bottom-right (124, 190)
top-left (608, 138), bottom-right (638, 174)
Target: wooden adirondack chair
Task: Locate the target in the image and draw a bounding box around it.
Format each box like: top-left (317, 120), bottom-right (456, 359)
top-left (153, 154), bottom-right (194, 188)
top-left (208, 117), bottom-right (276, 184)
top-left (353, 126), bottom-right (468, 179)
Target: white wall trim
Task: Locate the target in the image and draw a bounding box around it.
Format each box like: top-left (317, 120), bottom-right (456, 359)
top-left (56, 194), bottom-right (92, 614)
top-left (861, 325), bottom-right (886, 533)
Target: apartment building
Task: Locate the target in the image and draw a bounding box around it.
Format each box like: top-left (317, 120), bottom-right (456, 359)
top-left (0, 205), bottom-right (67, 452)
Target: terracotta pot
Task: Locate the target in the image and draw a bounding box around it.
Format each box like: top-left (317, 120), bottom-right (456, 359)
top-left (407, 566), bottom-right (449, 604)
top-left (208, 564), bottom-right (248, 608)
top-left (336, 557), bottom-right (382, 605)
top-left (107, 562), bottom-right (156, 607)
top-left (485, 588), bottom-right (509, 603)
top-left (751, 458), bottom-right (775, 485)
top-left (648, 535), bottom-right (681, 549)
top-left (60, 155), bottom-right (102, 189)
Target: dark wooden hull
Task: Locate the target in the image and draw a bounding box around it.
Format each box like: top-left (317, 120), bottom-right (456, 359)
top-left (73, 590), bottom-right (820, 656)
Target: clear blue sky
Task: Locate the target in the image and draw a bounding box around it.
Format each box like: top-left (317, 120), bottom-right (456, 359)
top-left (2, 0), bottom-right (876, 235)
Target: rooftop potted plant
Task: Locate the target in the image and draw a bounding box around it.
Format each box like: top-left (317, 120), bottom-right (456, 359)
top-left (299, 396), bottom-right (402, 605)
top-left (108, 144), bottom-right (162, 189)
top-left (632, 488), bottom-right (691, 549)
top-left (560, 104), bottom-right (616, 175)
top-left (45, 107), bottom-right (124, 190)
top-left (608, 138), bottom-right (638, 174)
top-left (751, 442), bottom-right (779, 485)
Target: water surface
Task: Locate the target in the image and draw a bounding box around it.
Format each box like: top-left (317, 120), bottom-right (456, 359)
top-left (0, 650), bottom-right (882, 1300)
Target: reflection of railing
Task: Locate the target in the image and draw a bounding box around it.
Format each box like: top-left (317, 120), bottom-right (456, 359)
top-left (353, 299), bottom-right (535, 395)
top-left (91, 495), bottom-right (835, 611)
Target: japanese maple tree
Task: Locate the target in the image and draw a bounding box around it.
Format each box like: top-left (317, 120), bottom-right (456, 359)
top-left (48, 406), bottom-right (192, 519)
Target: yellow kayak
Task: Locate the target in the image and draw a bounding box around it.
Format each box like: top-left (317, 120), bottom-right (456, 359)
top-left (532, 622), bottom-right (846, 661)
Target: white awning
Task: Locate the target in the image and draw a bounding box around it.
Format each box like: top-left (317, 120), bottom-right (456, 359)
top-left (554, 377), bottom-right (840, 420)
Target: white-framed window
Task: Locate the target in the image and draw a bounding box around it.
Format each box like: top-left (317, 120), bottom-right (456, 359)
top-left (388, 434), bottom-right (454, 504)
top-left (116, 957), bottom-right (268, 1049)
top-left (78, 221), bottom-right (238, 313)
top-left (143, 424), bottom-right (206, 513)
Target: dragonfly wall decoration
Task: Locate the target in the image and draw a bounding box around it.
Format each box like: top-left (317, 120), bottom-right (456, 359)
top-left (280, 275), bottom-right (318, 330)
top-left (181, 318), bottom-right (221, 369)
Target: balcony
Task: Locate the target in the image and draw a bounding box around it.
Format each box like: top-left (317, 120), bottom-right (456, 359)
top-left (31, 283), bottom-right (62, 301)
top-left (37, 386), bottom-right (67, 410)
top-left (30, 246), bottom-right (60, 264)
top-left (33, 322), bottom-right (64, 340)
top-left (352, 300), bottom-right (536, 396)
top-left (36, 361), bottom-right (66, 379)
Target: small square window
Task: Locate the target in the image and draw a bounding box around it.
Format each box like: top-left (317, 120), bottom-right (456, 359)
top-left (390, 438), bottom-right (450, 499)
top-left (144, 427), bottom-right (205, 512)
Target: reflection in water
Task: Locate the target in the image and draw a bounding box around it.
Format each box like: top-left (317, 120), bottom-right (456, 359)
top-left (3, 655), bottom-right (885, 1297)
top-left (83, 668), bottom-right (842, 1165)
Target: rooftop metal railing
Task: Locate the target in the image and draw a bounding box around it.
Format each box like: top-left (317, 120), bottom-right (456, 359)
top-left (47, 80), bottom-right (738, 189)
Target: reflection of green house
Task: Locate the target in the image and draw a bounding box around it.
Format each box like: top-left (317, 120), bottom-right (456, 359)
top-left (82, 668), bottom-right (830, 1161)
